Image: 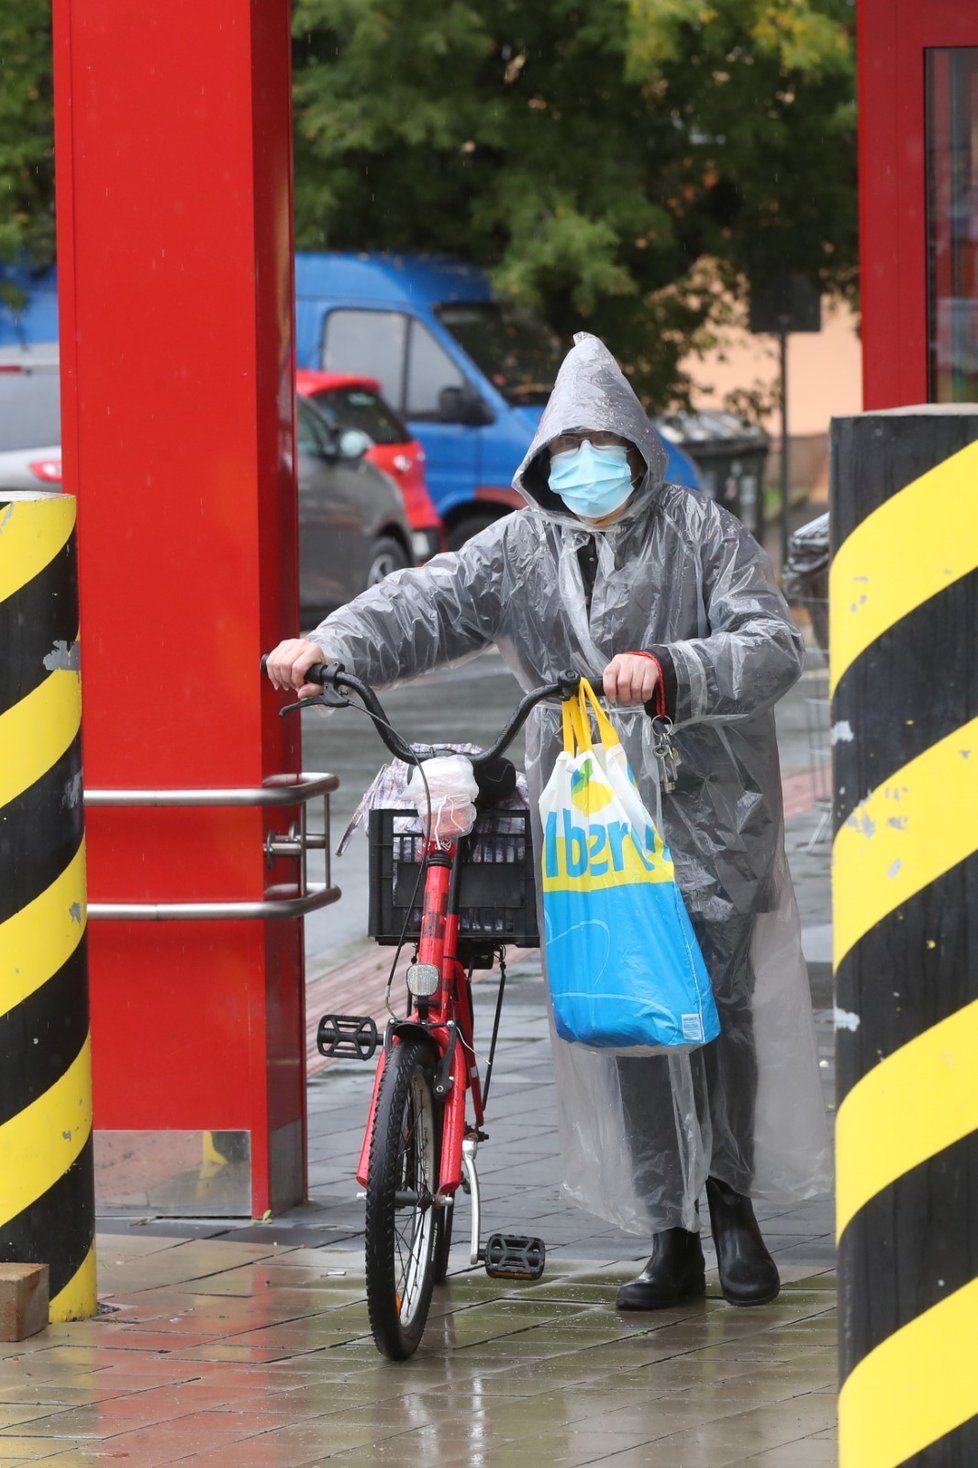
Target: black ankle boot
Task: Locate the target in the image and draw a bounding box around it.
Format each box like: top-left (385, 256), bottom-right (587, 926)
top-left (616, 1228), bottom-right (706, 1311)
top-left (705, 1176), bottom-right (780, 1306)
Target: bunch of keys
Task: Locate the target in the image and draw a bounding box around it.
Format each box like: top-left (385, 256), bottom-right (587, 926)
top-left (651, 716), bottom-right (681, 794)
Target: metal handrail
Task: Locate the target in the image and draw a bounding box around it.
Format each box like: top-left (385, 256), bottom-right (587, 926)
top-left (84, 771), bottom-right (341, 921)
top-left (84, 772), bottom-right (338, 807)
top-left (88, 886), bottom-right (341, 921)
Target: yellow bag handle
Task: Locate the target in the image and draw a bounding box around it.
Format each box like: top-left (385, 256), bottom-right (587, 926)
top-left (561, 687), bottom-right (591, 754)
top-left (578, 677), bottom-right (621, 751)
top-left (571, 687), bottom-right (592, 752)
top-left (561, 698), bottom-right (575, 754)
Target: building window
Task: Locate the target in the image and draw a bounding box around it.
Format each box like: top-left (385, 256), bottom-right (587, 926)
top-left (927, 48), bottom-right (978, 402)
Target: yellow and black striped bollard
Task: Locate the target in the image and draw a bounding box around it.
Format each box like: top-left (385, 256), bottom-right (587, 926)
top-left (0, 491), bottom-right (95, 1321)
top-left (831, 409), bottom-right (978, 1467)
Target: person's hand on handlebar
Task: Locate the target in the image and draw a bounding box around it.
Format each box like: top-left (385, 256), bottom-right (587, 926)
top-left (264, 638), bottom-right (327, 699)
top-left (602, 653), bottom-right (659, 706)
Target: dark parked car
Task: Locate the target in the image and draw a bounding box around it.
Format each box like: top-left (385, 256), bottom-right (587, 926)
top-left (0, 350), bottom-right (414, 614)
top-left (297, 369), bottom-right (443, 562)
top-left (0, 346), bottom-right (62, 488)
top-left (295, 394), bottom-right (414, 614)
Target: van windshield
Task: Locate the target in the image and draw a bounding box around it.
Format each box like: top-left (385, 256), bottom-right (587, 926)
top-left (436, 302), bottom-right (563, 407)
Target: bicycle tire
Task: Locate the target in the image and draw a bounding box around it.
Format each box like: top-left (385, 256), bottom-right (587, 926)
top-left (364, 1037), bottom-right (441, 1359)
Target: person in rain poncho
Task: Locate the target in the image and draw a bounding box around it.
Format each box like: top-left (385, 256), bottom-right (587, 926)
top-left (266, 332), bottom-right (830, 1310)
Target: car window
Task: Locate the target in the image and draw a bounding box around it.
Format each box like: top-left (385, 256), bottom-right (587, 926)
top-left (322, 310), bottom-right (407, 410)
top-left (296, 396), bottom-right (333, 455)
top-left (311, 386), bottom-right (406, 446)
top-left (0, 365), bottom-right (61, 452)
top-left (404, 320), bottom-right (465, 418)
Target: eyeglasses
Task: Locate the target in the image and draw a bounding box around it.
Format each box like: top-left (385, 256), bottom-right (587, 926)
top-left (548, 431), bottom-right (629, 456)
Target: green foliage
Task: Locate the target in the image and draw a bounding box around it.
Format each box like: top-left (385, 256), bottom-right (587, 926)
top-left (0, 0), bottom-right (55, 274)
top-left (293, 0), bottom-right (856, 406)
top-left (625, 0), bottom-right (857, 305)
top-left (0, 0), bottom-right (856, 407)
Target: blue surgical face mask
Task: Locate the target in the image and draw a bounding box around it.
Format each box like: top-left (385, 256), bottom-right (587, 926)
top-left (548, 439), bottom-right (634, 521)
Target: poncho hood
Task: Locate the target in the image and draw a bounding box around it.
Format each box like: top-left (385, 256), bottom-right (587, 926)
top-left (513, 332), bottom-right (669, 513)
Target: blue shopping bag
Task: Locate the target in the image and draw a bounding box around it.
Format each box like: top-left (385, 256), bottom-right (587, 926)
top-left (539, 681), bottom-right (719, 1054)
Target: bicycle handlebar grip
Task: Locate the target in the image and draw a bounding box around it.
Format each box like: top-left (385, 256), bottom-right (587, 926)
top-left (258, 653), bottom-right (343, 685)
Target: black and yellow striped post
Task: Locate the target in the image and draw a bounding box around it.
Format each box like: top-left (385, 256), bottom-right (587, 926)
top-left (0, 490), bottom-right (96, 1322)
top-left (831, 408), bottom-right (978, 1466)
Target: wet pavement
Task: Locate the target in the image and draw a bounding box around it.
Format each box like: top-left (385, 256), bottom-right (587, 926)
top-left (0, 640), bottom-right (838, 1465)
top-left (0, 1239), bottom-right (836, 1466)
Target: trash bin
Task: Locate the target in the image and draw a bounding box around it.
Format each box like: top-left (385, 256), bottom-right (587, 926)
top-left (654, 411), bottom-right (769, 537)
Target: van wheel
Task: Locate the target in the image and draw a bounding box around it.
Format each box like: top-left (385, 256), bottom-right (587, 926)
top-left (365, 536), bottom-right (410, 588)
top-left (445, 510), bottom-right (504, 552)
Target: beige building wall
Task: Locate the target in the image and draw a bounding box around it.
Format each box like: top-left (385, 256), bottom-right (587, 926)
top-left (683, 299), bottom-right (863, 500)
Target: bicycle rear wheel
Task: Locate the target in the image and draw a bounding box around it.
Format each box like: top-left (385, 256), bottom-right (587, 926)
top-left (364, 1037), bottom-right (440, 1359)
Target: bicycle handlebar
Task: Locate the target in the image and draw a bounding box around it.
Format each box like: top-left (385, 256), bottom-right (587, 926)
top-left (312, 662), bottom-right (581, 768)
top-left (262, 655), bottom-right (580, 768)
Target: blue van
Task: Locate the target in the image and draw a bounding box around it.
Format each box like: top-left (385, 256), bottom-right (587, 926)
top-left (0, 264), bottom-right (59, 348)
top-left (295, 252), bottom-right (701, 549)
top-left (5, 257), bottom-right (703, 551)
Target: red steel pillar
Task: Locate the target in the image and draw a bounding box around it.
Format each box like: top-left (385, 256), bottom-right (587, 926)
top-left (52, 0), bottom-right (307, 1215)
top-left (858, 0), bottom-right (978, 408)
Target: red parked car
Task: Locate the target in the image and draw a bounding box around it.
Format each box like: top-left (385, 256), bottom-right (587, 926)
top-left (296, 369), bottom-right (443, 562)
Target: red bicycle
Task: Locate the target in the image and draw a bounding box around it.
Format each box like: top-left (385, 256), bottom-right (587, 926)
top-left (274, 660), bottom-right (580, 1359)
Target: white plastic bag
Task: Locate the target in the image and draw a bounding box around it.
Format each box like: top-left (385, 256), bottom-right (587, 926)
top-left (336, 744), bottom-right (530, 855)
top-left (405, 754), bottom-right (479, 847)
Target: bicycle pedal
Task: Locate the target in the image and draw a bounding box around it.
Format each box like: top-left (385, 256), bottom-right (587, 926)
top-left (317, 1014), bottom-right (379, 1061)
top-left (483, 1233), bottom-right (546, 1281)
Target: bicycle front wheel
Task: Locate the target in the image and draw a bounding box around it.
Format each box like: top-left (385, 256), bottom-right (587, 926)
top-left (364, 1037), bottom-right (441, 1359)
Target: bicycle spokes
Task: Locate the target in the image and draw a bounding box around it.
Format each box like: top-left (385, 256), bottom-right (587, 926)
top-left (364, 1040), bottom-right (439, 1357)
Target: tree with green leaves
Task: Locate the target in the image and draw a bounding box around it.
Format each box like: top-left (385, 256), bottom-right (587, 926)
top-left (292, 0), bottom-right (856, 406)
top-left (1, 0), bottom-right (855, 407)
top-left (0, 0), bottom-right (55, 276)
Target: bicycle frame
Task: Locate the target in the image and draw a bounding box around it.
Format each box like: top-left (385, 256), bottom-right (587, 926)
top-left (264, 656), bottom-right (577, 1353)
top-left (354, 834), bottom-right (482, 1199)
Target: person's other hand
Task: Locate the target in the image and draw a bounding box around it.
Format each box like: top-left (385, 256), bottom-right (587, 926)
top-left (602, 653), bottom-right (658, 705)
top-left (265, 639), bottom-right (326, 699)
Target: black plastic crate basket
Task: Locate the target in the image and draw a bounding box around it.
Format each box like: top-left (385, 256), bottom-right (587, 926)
top-left (367, 807), bottom-right (539, 949)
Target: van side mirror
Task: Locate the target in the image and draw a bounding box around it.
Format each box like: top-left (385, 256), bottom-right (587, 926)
top-left (438, 384), bottom-right (493, 426)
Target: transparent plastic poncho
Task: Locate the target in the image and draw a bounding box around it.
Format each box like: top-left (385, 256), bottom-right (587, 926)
top-left (309, 332), bottom-right (830, 1234)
